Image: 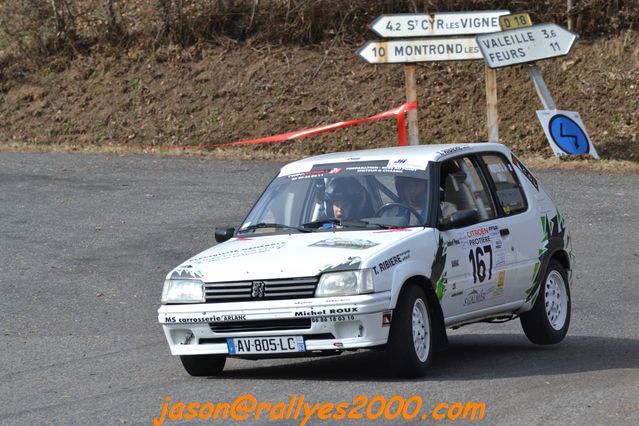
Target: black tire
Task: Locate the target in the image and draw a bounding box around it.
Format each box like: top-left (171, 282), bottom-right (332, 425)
top-left (180, 354), bottom-right (226, 377)
top-left (520, 260), bottom-right (571, 344)
top-left (387, 285), bottom-right (433, 378)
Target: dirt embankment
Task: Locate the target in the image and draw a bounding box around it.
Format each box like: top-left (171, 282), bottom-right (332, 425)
top-left (1, 31), bottom-right (638, 165)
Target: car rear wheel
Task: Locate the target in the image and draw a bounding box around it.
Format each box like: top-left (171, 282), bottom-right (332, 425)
top-left (520, 260), bottom-right (571, 344)
top-left (180, 354), bottom-right (226, 377)
top-left (387, 285), bottom-right (433, 378)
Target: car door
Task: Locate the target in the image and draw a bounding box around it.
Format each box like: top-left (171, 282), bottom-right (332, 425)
top-left (436, 155), bottom-right (517, 318)
top-left (476, 152), bottom-right (538, 305)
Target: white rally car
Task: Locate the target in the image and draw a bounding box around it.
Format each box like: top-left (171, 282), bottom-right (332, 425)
top-left (158, 143), bottom-right (573, 378)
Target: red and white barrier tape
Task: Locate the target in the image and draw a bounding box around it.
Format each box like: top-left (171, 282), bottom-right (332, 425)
top-left (221, 100), bottom-right (417, 147)
top-left (170, 101), bottom-right (417, 150)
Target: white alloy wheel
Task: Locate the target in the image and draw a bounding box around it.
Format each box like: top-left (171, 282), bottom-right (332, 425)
top-left (387, 285), bottom-right (434, 377)
top-left (412, 298), bottom-right (431, 362)
top-left (520, 259), bottom-right (571, 345)
top-left (545, 270), bottom-right (568, 331)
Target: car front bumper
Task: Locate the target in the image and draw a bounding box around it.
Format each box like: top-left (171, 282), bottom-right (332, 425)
top-left (158, 291), bottom-right (392, 356)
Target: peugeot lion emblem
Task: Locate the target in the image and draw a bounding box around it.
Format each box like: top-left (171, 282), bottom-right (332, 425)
top-left (251, 281), bottom-right (266, 298)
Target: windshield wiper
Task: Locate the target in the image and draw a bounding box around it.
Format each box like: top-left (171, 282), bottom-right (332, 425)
top-left (301, 219), bottom-right (371, 230)
top-left (301, 219), bottom-right (342, 229)
top-left (238, 222), bottom-right (311, 234)
top-left (358, 219), bottom-right (410, 229)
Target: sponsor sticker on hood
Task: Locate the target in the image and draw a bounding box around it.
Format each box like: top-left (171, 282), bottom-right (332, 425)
top-left (311, 238), bottom-right (379, 250)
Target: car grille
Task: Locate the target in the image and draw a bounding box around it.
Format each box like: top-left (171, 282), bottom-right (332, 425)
top-left (209, 318), bottom-right (312, 333)
top-left (204, 276), bottom-right (319, 303)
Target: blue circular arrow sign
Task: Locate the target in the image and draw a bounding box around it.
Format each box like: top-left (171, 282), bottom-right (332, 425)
top-left (548, 114), bottom-right (589, 155)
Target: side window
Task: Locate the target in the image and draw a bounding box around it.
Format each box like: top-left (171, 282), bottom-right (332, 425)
top-left (480, 154), bottom-right (528, 215)
top-left (440, 156), bottom-right (497, 222)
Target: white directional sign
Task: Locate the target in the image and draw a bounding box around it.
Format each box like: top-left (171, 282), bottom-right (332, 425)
top-left (370, 10), bottom-right (510, 38)
top-left (476, 23), bottom-right (578, 68)
top-left (357, 37), bottom-right (482, 64)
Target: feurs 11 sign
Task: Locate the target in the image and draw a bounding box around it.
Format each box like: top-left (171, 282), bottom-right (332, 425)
top-left (369, 11), bottom-right (510, 38)
top-left (476, 23), bottom-right (578, 68)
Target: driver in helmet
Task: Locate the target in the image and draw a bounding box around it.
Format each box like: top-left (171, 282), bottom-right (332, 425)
top-left (395, 175), bottom-right (429, 222)
top-left (325, 177), bottom-right (367, 221)
top-left (394, 171), bottom-right (459, 225)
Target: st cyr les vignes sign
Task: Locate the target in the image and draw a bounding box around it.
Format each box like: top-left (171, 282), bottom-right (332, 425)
top-left (369, 10), bottom-right (510, 38)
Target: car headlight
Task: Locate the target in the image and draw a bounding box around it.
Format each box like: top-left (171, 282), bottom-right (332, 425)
top-left (161, 279), bottom-right (205, 304)
top-left (315, 269), bottom-right (374, 297)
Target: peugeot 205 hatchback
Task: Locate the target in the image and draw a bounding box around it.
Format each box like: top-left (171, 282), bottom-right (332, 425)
top-left (158, 143), bottom-right (573, 378)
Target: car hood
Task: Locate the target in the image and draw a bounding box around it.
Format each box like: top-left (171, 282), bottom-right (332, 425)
top-left (167, 229), bottom-right (420, 282)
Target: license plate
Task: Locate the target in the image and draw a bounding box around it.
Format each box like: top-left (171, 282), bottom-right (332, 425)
top-left (226, 336), bottom-right (305, 355)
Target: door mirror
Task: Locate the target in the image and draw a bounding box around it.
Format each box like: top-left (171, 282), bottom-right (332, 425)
top-left (439, 209), bottom-right (479, 231)
top-left (214, 227), bottom-right (235, 243)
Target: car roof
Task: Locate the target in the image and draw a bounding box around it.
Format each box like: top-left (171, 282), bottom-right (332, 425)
top-left (278, 142), bottom-right (511, 176)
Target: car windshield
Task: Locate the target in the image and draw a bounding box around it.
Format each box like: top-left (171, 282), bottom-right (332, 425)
top-left (238, 160), bottom-right (432, 235)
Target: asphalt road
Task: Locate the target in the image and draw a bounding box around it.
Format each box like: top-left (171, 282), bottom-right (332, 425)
top-left (1, 152), bottom-right (638, 426)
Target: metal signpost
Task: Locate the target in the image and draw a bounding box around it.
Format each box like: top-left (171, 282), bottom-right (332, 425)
top-left (526, 64), bottom-right (556, 110)
top-left (359, 10), bottom-right (510, 145)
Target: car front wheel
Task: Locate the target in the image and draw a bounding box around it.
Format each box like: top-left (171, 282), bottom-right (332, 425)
top-left (387, 285), bottom-right (433, 378)
top-left (180, 354), bottom-right (226, 377)
top-left (520, 259), bottom-right (571, 344)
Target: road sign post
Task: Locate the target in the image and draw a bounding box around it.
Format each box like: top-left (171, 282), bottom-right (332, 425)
top-left (404, 65), bottom-right (419, 145)
top-left (526, 64), bottom-right (556, 110)
top-left (567, 0), bottom-right (574, 30)
top-left (485, 66), bottom-right (499, 142)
